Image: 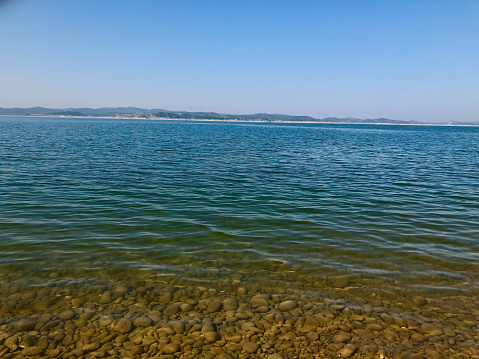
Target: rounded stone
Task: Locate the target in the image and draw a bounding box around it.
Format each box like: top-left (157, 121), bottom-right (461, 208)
top-left (223, 298), bottom-right (238, 311)
top-left (333, 333), bottom-right (351, 344)
top-left (163, 343), bottom-right (181, 354)
top-left (216, 354), bottom-right (234, 359)
top-left (421, 323), bottom-right (443, 336)
top-left (22, 347), bottom-right (45, 356)
top-left (340, 344), bottom-right (358, 358)
top-left (413, 296), bottom-right (427, 306)
top-left (4, 336), bottom-right (19, 350)
top-left (278, 300), bottom-right (297, 311)
top-left (59, 310), bottom-right (76, 320)
top-left (205, 331), bottom-right (221, 343)
top-left (99, 315), bottom-right (114, 326)
top-left (207, 299), bottom-right (223, 313)
top-left (113, 318), bottom-right (133, 334)
top-left (15, 319), bottom-right (37, 331)
top-left (133, 316), bottom-right (152, 327)
top-left (83, 342), bottom-right (100, 351)
top-left (169, 320), bottom-right (185, 334)
top-left (243, 342), bottom-right (259, 353)
top-left (163, 304), bottom-right (179, 316)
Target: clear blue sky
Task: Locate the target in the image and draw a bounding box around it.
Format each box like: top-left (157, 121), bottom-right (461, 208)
top-left (1, 0), bottom-right (478, 122)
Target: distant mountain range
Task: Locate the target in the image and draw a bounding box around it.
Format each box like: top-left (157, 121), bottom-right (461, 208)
top-left (0, 107), bottom-right (477, 125)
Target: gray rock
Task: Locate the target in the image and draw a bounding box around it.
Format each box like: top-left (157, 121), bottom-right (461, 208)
top-left (268, 354), bottom-right (284, 359)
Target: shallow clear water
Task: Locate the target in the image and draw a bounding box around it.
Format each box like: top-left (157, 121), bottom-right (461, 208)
top-left (0, 116), bottom-right (478, 358)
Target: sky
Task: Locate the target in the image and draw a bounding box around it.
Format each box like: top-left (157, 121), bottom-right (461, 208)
top-left (0, 0), bottom-right (478, 122)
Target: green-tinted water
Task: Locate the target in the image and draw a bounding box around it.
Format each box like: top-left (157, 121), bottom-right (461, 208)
top-left (0, 117), bottom-right (478, 358)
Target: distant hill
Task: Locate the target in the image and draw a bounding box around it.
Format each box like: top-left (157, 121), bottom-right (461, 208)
top-left (2, 106), bottom-right (474, 125)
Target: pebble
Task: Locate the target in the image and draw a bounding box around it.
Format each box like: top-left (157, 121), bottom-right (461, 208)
top-left (340, 344), bottom-right (358, 358)
top-left (113, 318), bottom-right (132, 333)
top-left (59, 310), bottom-right (76, 320)
top-left (163, 343), bottom-right (181, 354)
top-left (413, 296), bottom-right (427, 306)
top-left (83, 342), bottom-right (100, 351)
top-left (216, 354), bottom-right (234, 359)
top-left (99, 315), bottom-right (114, 326)
top-left (207, 299), bottom-right (223, 313)
top-left (333, 333), bottom-right (351, 343)
top-left (421, 323), bottom-right (444, 336)
top-left (164, 304), bottom-right (179, 316)
top-left (223, 298), bottom-right (238, 311)
top-left (278, 300), bottom-right (297, 311)
top-left (0, 280), bottom-right (475, 359)
top-left (133, 316), bottom-right (152, 327)
top-left (15, 319), bottom-right (37, 331)
top-left (205, 331), bottom-right (221, 343)
top-left (243, 342), bottom-right (260, 353)
top-left (169, 320), bottom-right (185, 334)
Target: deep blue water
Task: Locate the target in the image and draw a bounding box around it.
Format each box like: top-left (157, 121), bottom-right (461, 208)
top-left (0, 116), bottom-right (478, 294)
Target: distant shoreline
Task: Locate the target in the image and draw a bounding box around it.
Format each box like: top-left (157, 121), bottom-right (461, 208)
top-left (0, 113), bottom-right (478, 126)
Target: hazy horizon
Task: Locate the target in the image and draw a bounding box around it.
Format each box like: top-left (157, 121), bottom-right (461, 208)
top-left (1, 1), bottom-right (478, 123)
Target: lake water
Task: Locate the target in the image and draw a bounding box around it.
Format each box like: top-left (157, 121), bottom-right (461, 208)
top-left (0, 116), bottom-right (478, 358)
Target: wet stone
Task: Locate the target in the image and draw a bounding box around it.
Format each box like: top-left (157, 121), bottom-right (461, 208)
top-left (421, 323), bottom-right (444, 336)
top-left (205, 331), bottom-right (221, 343)
top-left (164, 304), bottom-right (179, 316)
top-left (163, 343), bottom-right (181, 354)
top-left (223, 298), bottom-right (238, 311)
top-left (353, 328), bottom-right (375, 340)
top-left (333, 333), bottom-right (351, 343)
top-left (99, 315), bottom-right (114, 326)
top-left (169, 320), bottom-right (185, 334)
top-left (113, 318), bottom-right (133, 333)
top-left (133, 316), bottom-right (152, 327)
top-left (279, 300), bottom-right (297, 311)
top-left (207, 299), bottom-right (223, 313)
top-left (244, 342), bottom-right (259, 353)
top-left (15, 319), bottom-right (37, 331)
top-left (413, 296), bottom-right (427, 306)
top-left (83, 342), bottom-right (100, 351)
top-left (22, 346), bottom-right (45, 356)
top-left (340, 344), bottom-right (358, 358)
top-left (59, 309), bottom-right (76, 320)
top-left (99, 291), bottom-right (112, 304)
